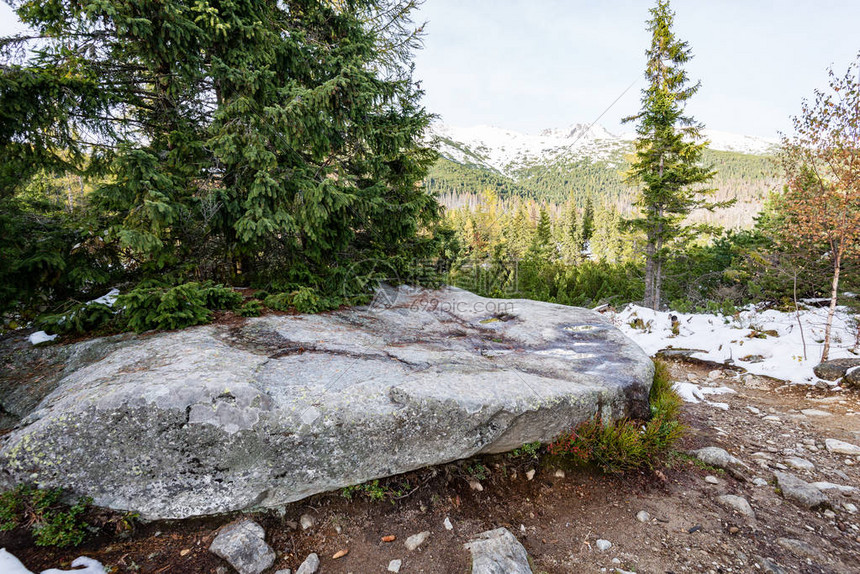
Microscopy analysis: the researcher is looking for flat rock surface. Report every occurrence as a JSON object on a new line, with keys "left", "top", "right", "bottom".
{"left": 0, "top": 287, "right": 652, "bottom": 519}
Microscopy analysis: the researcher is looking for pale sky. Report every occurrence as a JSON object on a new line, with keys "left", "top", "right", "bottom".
{"left": 413, "top": 0, "right": 860, "bottom": 137}
{"left": 2, "top": 1, "right": 858, "bottom": 138}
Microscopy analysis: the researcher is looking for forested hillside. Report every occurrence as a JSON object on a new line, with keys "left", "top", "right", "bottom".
{"left": 427, "top": 148, "right": 781, "bottom": 229}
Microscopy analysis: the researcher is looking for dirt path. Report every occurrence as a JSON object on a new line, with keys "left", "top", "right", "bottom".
{"left": 4, "top": 360, "right": 860, "bottom": 574}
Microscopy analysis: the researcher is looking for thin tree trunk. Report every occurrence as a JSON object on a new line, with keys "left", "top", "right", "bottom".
{"left": 643, "top": 238, "right": 655, "bottom": 309}
{"left": 793, "top": 271, "right": 807, "bottom": 361}
{"left": 654, "top": 253, "right": 663, "bottom": 311}
{"left": 821, "top": 248, "right": 843, "bottom": 361}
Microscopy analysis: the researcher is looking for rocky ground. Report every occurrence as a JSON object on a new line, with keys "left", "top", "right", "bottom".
{"left": 4, "top": 359, "right": 860, "bottom": 574}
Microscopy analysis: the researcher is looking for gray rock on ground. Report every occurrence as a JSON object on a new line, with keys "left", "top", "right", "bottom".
{"left": 717, "top": 494, "right": 755, "bottom": 518}
{"left": 208, "top": 520, "right": 275, "bottom": 574}
{"left": 825, "top": 438, "right": 860, "bottom": 455}
{"left": 0, "top": 287, "right": 653, "bottom": 519}
{"left": 813, "top": 358, "right": 860, "bottom": 381}
{"left": 295, "top": 553, "right": 319, "bottom": 574}
{"left": 784, "top": 457, "right": 815, "bottom": 472}
{"left": 756, "top": 556, "right": 787, "bottom": 574}
{"left": 405, "top": 531, "right": 430, "bottom": 551}
{"left": 691, "top": 447, "right": 741, "bottom": 469}
{"left": 691, "top": 446, "right": 749, "bottom": 480}
{"left": 843, "top": 366, "right": 860, "bottom": 388}
{"left": 774, "top": 471, "right": 829, "bottom": 510}
{"left": 777, "top": 538, "right": 820, "bottom": 559}
{"left": 465, "top": 527, "right": 533, "bottom": 574}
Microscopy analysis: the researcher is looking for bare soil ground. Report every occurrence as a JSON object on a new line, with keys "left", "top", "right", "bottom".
{"left": 3, "top": 359, "right": 860, "bottom": 574}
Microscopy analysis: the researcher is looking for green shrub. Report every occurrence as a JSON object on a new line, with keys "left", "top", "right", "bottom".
{"left": 340, "top": 479, "right": 412, "bottom": 503}
{"left": 548, "top": 359, "right": 683, "bottom": 473}
{"left": 117, "top": 282, "right": 212, "bottom": 332}
{"left": 669, "top": 299, "right": 694, "bottom": 314}
{"left": 38, "top": 301, "right": 116, "bottom": 334}
{"left": 0, "top": 485, "right": 91, "bottom": 547}
{"left": 508, "top": 441, "right": 542, "bottom": 460}
{"left": 263, "top": 292, "right": 291, "bottom": 312}
{"left": 264, "top": 287, "right": 340, "bottom": 314}
{"left": 237, "top": 300, "right": 263, "bottom": 317}
{"left": 291, "top": 286, "right": 324, "bottom": 313}
{"left": 200, "top": 283, "right": 243, "bottom": 310}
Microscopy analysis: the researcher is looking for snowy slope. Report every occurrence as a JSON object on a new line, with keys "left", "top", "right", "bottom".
{"left": 608, "top": 304, "right": 858, "bottom": 385}
{"left": 430, "top": 122, "right": 777, "bottom": 176}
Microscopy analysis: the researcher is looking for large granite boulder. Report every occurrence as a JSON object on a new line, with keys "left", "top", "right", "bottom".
{"left": 0, "top": 287, "right": 652, "bottom": 519}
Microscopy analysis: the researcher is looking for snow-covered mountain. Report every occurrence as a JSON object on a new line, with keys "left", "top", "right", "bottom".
{"left": 430, "top": 122, "right": 777, "bottom": 177}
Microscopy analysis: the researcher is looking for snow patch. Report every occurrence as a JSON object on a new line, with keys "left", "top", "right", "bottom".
{"left": 0, "top": 550, "right": 106, "bottom": 574}
{"left": 609, "top": 304, "right": 858, "bottom": 385}
{"left": 28, "top": 331, "right": 57, "bottom": 345}
{"left": 89, "top": 288, "right": 120, "bottom": 307}
{"left": 430, "top": 122, "right": 777, "bottom": 177}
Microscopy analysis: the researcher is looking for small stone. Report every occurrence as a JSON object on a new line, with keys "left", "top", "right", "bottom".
{"left": 465, "top": 528, "right": 531, "bottom": 574}
{"left": 825, "top": 438, "right": 860, "bottom": 455}
{"left": 691, "top": 446, "right": 741, "bottom": 469}
{"left": 763, "top": 415, "right": 781, "bottom": 422}
{"left": 525, "top": 469, "right": 536, "bottom": 481}
{"left": 612, "top": 557, "right": 621, "bottom": 564}
{"left": 209, "top": 520, "right": 276, "bottom": 574}
{"left": 753, "top": 477, "right": 768, "bottom": 486}
{"left": 729, "top": 526, "right": 739, "bottom": 534}
{"left": 382, "top": 535, "right": 396, "bottom": 542}
{"left": 718, "top": 494, "right": 755, "bottom": 518}
{"left": 784, "top": 457, "right": 815, "bottom": 472}
{"left": 596, "top": 539, "right": 612, "bottom": 551}
{"left": 705, "top": 475, "right": 719, "bottom": 484}
{"left": 444, "top": 517, "right": 454, "bottom": 531}
{"left": 844, "top": 503, "right": 857, "bottom": 513}
{"left": 300, "top": 514, "right": 316, "bottom": 530}
{"left": 274, "top": 570, "right": 291, "bottom": 574}
{"left": 746, "top": 406, "right": 761, "bottom": 415}
{"left": 554, "top": 469, "right": 565, "bottom": 478}
{"left": 388, "top": 559, "right": 402, "bottom": 573}
{"left": 405, "top": 531, "right": 430, "bottom": 551}
{"left": 469, "top": 479, "right": 484, "bottom": 491}
{"left": 332, "top": 549, "right": 348, "bottom": 559}
{"left": 334, "top": 524, "right": 341, "bottom": 534}
{"left": 708, "top": 369, "right": 721, "bottom": 381}
{"left": 636, "top": 510, "right": 650, "bottom": 523}
{"left": 180, "top": 549, "right": 191, "bottom": 556}
{"left": 295, "top": 553, "right": 319, "bottom": 574}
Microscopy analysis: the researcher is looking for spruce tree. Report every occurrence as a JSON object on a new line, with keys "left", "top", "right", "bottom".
{"left": 579, "top": 196, "right": 594, "bottom": 247}
{"left": 624, "top": 0, "right": 719, "bottom": 309}
{"left": 558, "top": 193, "right": 581, "bottom": 263}
{"left": 529, "top": 206, "right": 553, "bottom": 260}
{"left": 1, "top": 0, "right": 437, "bottom": 300}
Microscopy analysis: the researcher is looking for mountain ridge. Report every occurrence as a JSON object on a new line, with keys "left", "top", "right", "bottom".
{"left": 430, "top": 121, "right": 778, "bottom": 177}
